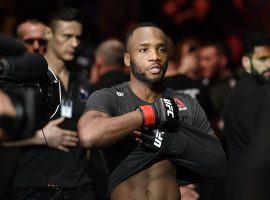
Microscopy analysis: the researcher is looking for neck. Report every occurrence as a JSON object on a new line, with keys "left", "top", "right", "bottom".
{"left": 129, "top": 76, "right": 164, "bottom": 103}
{"left": 45, "top": 49, "right": 70, "bottom": 90}
{"left": 45, "top": 50, "right": 67, "bottom": 77}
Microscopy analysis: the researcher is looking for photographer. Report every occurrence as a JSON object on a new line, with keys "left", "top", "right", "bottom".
{"left": 4, "top": 7, "right": 94, "bottom": 199}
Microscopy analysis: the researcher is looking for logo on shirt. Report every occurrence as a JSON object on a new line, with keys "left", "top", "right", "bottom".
{"left": 174, "top": 98, "right": 187, "bottom": 111}
{"left": 116, "top": 91, "right": 124, "bottom": 97}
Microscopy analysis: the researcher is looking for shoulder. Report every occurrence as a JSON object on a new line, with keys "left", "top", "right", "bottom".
{"left": 88, "top": 82, "right": 128, "bottom": 100}
{"left": 110, "top": 82, "right": 129, "bottom": 91}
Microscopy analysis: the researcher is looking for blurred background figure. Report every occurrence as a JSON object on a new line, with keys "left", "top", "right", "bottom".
{"left": 164, "top": 36, "right": 215, "bottom": 122}
{"left": 176, "top": 36, "right": 201, "bottom": 80}
{"left": 90, "top": 39, "right": 128, "bottom": 89}
{"left": 223, "top": 31, "right": 270, "bottom": 200}
{"left": 242, "top": 82, "right": 270, "bottom": 200}
{"left": 198, "top": 41, "right": 236, "bottom": 115}
{"left": 3, "top": 7, "right": 95, "bottom": 199}
{"left": 16, "top": 19, "right": 47, "bottom": 55}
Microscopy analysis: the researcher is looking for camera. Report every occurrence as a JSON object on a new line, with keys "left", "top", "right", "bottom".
{"left": 0, "top": 50, "right": 61, "bottom": 140}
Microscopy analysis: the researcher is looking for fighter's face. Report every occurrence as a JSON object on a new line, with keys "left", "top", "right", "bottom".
{"left": 250, "top": 46, "right": 270, "bottom": 81}
{"left": 125, "top": 27, "right": 168, "bottom": 85}
{"left": 50, "top": 20, "right": 82, "bottom": 61}
{"left": 20, "top": 23, "right": 47, "bottom": 55}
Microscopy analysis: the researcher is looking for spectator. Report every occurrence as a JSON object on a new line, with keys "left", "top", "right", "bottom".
{"left": 16, "top": 19, "right": 47, "bottom": 55}
{"left": 223, "top": 31, "right": 270, "bottom": 200}
{"left": 90, "top": 39, "right": 128, "bottom": 89}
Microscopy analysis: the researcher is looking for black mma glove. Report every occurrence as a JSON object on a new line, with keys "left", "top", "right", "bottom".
{"left": 138, "top": 97, "right": 179, "bottom": 129}
{"left": 140, "top": 129, "right": 166, "bottom": 152}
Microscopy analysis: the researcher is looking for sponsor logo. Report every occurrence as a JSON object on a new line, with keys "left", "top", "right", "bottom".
{"left": 116, "top": 91, "right": 124, "bottom": 96}
{"left": 163, "top": 98, "right": 175, "bottom": 118}
{"left": 174, "top": 98, "right": 187, "bottom": 111}
{"left": 153, "top": 129, "right": 164, "bottom": 148}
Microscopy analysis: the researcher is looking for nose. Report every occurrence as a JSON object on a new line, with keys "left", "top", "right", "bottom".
{"left": 33, "top": 40, "right": 40, "bottom": 50}
{"left": 149, "top": 49, "right": 161, "bottom": 62}
{"left": 71, "top": 37, "right": 80, "bottom": 48}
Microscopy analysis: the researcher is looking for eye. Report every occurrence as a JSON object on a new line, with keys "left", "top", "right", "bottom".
{"left": 259, "top": 57, "right": 268, "bottom": 62}
{"left": 76, "top": 36, "right": 81, "bottom": 41}
{"left": 139, "top": 48, "right": 148, "bottom": 53}
{"left": 159, "top": 47, "right": 167, "bottom": 53}
{"left": 63, "top": 34, "right": 73, "bottom": 40}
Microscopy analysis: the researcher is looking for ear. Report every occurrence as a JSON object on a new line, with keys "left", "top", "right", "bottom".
{"left": 242, "top": 56, "right": 251, "bottom": 73}
{"left": 124, "top": 53, "right": 131, "bottom": 67}
{"left": 45, "top": 27, "right": 53, "bottom": 41}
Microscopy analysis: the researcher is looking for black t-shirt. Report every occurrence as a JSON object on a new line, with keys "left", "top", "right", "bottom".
{"left": 222, "top": 74, "right": 267, "bottom": 199}
{"left": 13, "top": 73, "right": 92, "bottom": 188}
{"left": 85, "top": 82, "right": 223, "bottom": 191}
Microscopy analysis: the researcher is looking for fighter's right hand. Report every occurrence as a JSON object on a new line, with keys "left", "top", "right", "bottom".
{"left": 138, "top": 97, "right": 179, "bottom": 129}
{"left": 133, "top": 129, "right": 166, "bottom": 152}
{"left": 36, "top": 117, "right": 79, "bottom": 152}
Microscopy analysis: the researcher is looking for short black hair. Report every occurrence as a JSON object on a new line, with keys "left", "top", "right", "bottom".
{"left": 244, "top": 31, "right": 270, "bottom": 55}
{"left": 125, "top": 22, "right": 166, "bottom": 51}
{"left": 48, "top": 7, "right": 83, "bottom": 30}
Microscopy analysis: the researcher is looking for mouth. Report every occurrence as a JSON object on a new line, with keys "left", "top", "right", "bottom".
{"left": 148, "top": 64, "right": 162, "bottom": 74}
{"left": 263, "top": 70, "right": 270, "bottom": 77}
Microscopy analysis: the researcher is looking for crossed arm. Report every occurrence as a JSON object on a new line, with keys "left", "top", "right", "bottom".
{"left": 78, "top": 110, "right": 143, "bottom": 148}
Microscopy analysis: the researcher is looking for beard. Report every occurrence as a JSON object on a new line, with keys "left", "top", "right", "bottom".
{"left": 130, "top": 60, "right": 167, "bottom": 86}
{"left": 251, "top": 64, "right": 270, "bottom": 82}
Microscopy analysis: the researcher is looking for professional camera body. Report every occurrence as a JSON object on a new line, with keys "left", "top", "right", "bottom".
{"left": 0, "top": 51, "right": 61, "bottom": 140}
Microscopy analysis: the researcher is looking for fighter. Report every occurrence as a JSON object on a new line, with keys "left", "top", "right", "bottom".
{"left": 78, "top": 22, "right": 227, "bottom": 200}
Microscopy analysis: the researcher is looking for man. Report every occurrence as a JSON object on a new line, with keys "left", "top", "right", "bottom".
{"left": 16, "top": 19, "right": 47, "bottom": 55}
{"left": 78, "top": 22, "right": 226, "bottom": 200}
{"left": 198, "top": 41, "right": 235, "bottom": 113}
{"left": 164, "top": 36, "right": 216, "bottom": 121}
{"left": 90, "top": 39, "right": 129, "bottom": 89}
{"left": 223, "top": 31, "right": 270, "bottom": 200}
{"left": 176, "top": 37, "right": 201, "bottom": 81}
{"left": 5, "top": 7, "right": 94, "bottom": 199}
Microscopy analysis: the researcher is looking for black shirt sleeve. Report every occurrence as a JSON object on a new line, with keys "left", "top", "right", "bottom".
{"left": 84, "top": 88, "right": 118, "bottom": 116}
{"left": 189, "top": 96, "right": 214, "bottom": 135}
{"left": 167, "top": 95, "right": 227, "bottom": 181}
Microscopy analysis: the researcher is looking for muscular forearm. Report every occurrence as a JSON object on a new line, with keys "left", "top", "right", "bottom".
{"left": 78, "top": 110, "right": 143, "bottom": 148}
